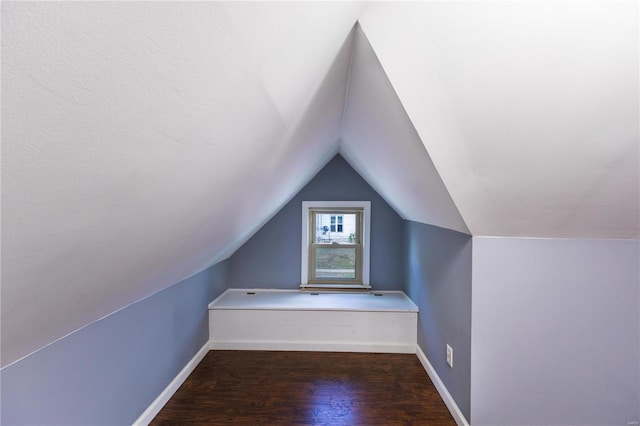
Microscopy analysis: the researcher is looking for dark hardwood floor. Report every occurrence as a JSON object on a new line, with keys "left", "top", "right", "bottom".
{"left": 151, "top": 351, "right": 455, "bottom": 425}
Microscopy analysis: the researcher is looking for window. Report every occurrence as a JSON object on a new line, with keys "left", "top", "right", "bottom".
{"left": 329, "top": 215, "right": 343, "bottom": 232}
{"left": 330, "top": 215, "right": 343, "bottom": 233}
{"left": 301, "top": 201, "right": 371, "bottom": 289}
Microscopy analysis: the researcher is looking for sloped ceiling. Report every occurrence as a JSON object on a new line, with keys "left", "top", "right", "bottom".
{"left": 340, "top": 25, "right": 469, "bottom": 234}
{"left": 2, "top": 1, "right": 638, "bottom": 367}
{"left": 1, "top": 1, "right": 362, "bottom": 366}
{"left": 358, "top": 1, "right": 639, "bottom": 238}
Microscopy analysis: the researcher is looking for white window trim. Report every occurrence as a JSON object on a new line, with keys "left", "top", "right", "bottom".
{"left": 301, "top": 201, "right": 371, "bottom": 288}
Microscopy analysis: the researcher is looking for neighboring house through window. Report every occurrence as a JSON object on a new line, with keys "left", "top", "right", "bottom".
{"left": 301, "top": 201, "right": 371, "bottom": 289}
{"left": 330, "top": 215, "right": 343, "bottom": 233}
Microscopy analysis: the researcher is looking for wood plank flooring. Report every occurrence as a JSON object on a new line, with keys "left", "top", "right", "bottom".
{"left": 151, "top": 351, "right": 455, "bottom": 425}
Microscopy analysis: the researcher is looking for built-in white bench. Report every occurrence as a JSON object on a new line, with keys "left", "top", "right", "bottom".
{"left": 208, "top": 289, "right": 418, "bottom": 353}
{"left": 140, "top": 291, "right": 467, "bottom": 426}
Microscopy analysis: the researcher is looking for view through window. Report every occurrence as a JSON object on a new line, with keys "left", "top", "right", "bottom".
{"left": 301, "top": 201, "right": 371, "bottom": 288}
{"left": 311, "top": 211, "right": 360, "bottom": 281}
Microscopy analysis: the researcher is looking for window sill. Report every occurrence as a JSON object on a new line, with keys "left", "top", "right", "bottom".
{"left": 300, "top": 283, "right": 372, "bottom": 290}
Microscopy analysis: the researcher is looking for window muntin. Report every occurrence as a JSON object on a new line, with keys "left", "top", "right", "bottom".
{"left": 301, "top": 201, "right": 371, "bottom": 289}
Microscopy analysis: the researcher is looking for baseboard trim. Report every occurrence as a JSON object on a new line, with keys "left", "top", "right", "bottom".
{"left": 209, "top": 340, "right": 415, "bottom": 354}
{"left": 416, "top": 346, "right": 469, "bottom": 426}
{"left": 133, "top": 341, "right": 209, "bottom": 426}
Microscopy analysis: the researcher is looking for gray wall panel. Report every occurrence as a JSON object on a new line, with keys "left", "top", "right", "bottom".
{"left": 0, "top": 260, "right": 228, "bottom": 425}
{"left": 403, "top": 221, "right": 472, "bottom": 420}
{"left": 229, "top": 154, "right": 404, "bottom": 290}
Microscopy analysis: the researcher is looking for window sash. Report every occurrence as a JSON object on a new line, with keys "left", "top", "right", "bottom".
{"left": 300, "top": 201, "right": 371, "bottom": 288}
{"left": 308, "top": 209, "right": 363, "bottom": 284}
{"left": 308, "top": 244, "right": 362, "bottom": 283}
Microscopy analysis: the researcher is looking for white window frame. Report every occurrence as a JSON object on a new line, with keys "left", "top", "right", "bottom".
{"left": 301, "top": 201, "right": 371, "bottom": 289}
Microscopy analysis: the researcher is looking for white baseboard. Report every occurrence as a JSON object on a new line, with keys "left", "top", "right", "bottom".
{"left": 133, "top": 341, "right": 209, "bottom": 426}
{"left": 209, "top": 340, "right": 416, "bottom": 353}
{"left": 416, "top": 346, "right": 470, "bottom": 426}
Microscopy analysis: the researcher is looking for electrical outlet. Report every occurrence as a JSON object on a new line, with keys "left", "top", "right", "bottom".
{"left": 446, "top": 344, "right": 453, "bottom": 368}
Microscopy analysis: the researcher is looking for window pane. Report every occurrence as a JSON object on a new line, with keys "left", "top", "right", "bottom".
{"left": 315, "top": 247, "right": 356, "bottom": 279}
{"left": 314, "top": 213, "right": 357, "bottom": 244}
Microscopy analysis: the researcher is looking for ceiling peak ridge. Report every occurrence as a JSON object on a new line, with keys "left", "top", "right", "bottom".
{"left": 337, "top": 22, "right": 471, "bottom": 234}
{"left": 338, "top": 22, "right": 360, "bottom": 139}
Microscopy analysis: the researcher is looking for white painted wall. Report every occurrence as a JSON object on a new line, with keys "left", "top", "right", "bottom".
{"left": 471, "top": 237, "right": 639, "bottom": 425}
{"left": 359, "top": 1, "right": 639, "bottom": 238}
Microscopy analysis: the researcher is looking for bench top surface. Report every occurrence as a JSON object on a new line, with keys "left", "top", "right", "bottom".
{"left": 209, "top": 289, "right": 418, "bottom": 312}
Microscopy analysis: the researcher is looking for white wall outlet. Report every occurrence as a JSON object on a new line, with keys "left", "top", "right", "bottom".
{"left": 446, "top": 344, "right": 453, "bottom": 368}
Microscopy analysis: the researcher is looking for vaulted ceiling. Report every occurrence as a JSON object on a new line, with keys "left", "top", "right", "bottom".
{"left": 2, "top": 1, "right": 637, "bottom": 366}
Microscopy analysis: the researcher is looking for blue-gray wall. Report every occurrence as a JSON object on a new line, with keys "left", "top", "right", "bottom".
{"left": 229, "top": 154, "right": 404, "bottom": 290}
{"left": 471, "top": 237, "right": 639, "bottom": 426}
{"left": 0, "top": 260, "right": 228, "bottom": 425}
{"left": 403, "top": 220, "right": 472, "bottom": 420}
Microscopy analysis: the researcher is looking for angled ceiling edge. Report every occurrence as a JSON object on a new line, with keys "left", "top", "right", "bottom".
{"left": 339, "top": 24, "right": 470, "bottom": 234}
{"left": 358, "top": 2, "right": 638, "bottom": 239}
{"left": 0, "top": 3, "right": 359, "bottom": 367}
{"left": 215, "top": 27, "right": 358, "bottom": 262}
